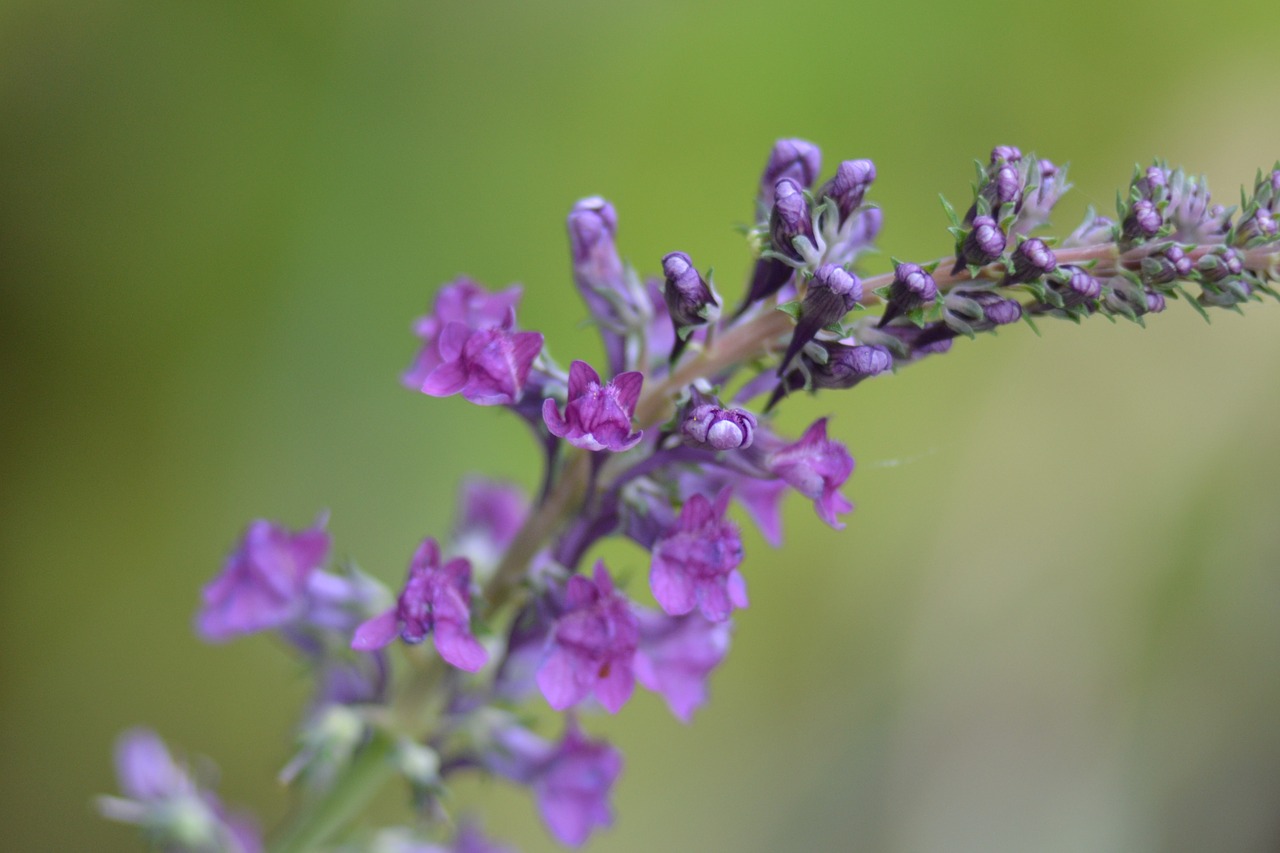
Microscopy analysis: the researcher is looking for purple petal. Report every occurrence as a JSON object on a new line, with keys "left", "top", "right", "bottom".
{"left": 421, "top": 360, "right": 469, "bottom": 398}
{"left": 542, "top": 397, "right": 570, "bottom": 438}
{"left": 697, "top": 581, "right": 732, "bottom": 622}
{"left": 650, "top": 560, "right": 697, "bottom": 616}
{"left": 727, "top": 570, "right": 749, "bottom": 609}
{"left": 610, "top": 371, "right": 644, "bottom": 414}
{"left": 594, "top": 660, "right": 635, "bottom": 714}
{"left": 567, "top": 360, "right": 600, "bottom": 399}
{"left": 434, "top": 624, "right": 489, "bottom": 672}
{"left": 351, "top": 609, "right": 399, "bottom": 651}
{"left": 537, "top": 648, "right": 591, "bottom": 710}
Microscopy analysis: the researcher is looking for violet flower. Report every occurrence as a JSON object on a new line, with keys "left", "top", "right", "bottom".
{"left": 650, "top": 491, "right": 746, "bottom": 622}
{"left": 403, "top": 279, "right": 522, "bottom": 390}
{"left": 536, "top": 562, "right": 639, "bottom": 713}
{"left": 351, "top": 538, "right": 488, "bottom": 673}
{"left": 542, "top": 360, "right": 644, "bottom": 453}
{"left": 764, "top": 417, "right": 855, "bottom": 529}
{"left": 197, "top": 518, "right": 331, "bottom": 642}
{"left": 97, "top": 729, "right": 261, "bottom": 853}
{"left": 419, "top": 316, "right": 544, "bottom": 407}
{"left": 681, "top": 402, "right": 757, "bottom": 451}
{"left": 633, "top": 609, "right": 733, "bottom": 723}
{"left": 488, "top": 718, "right": 622, "bottom": 848}
{"left": 451, "top": 478, "right": 529, "bottom": 573}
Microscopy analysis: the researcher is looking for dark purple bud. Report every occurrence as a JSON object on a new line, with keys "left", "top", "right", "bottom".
{"left": 770, "top": 178, "right": 813, "bottom": 259}
{"left": 1236, "top": 207, "right": 1278, "bottom": 243}
{"left": 682, "top": 403, "right": 757, "bottom": 451}
{"left": 1123, "top": 199, "right": 1162, "bottom": 244}
{"left": 778, "top": 264, "right": 862, "bottom": 374}
{"left": 760, "top": 138, "right": 822, "bottom": 207}
{"left": 1007, "top": 238, "right": 1058, "bottom": 285}
{"left": 973, "top": 291, "right": 1022, "bottom": 326}
{"left": 1197, "top": 247, "right": 1244, "bottom": 283}
{"left": 988, "top": 163, "right": 1023, "bottom": 207}
{"left": 661, "top": 251, "right": 719, "bottom": 331}
{"left": 819, "top": 159, "right": 876, "bottom": 220}
{"left": 956, "top": 215, "right": 1005, "bottom": 271}
{"left": 991, "top": 145, "right": 1022, "bottom": 164}
{"left": 1054, "top": 265, "right": 1102, "bottom": 306}
{"left": 1141, "top": 245, "right": 1193, "bottom": 286}
{"left": 1145, "top": 289, "right": 1166, "bottom": 313}
{"left": 877, "top": 262, "right": 938, "bottom": 328}
{"left": 810, "top": 343, "right": 893, "bottom": 390}
{"left": 1135, "top": 166, "right": 1170, "bottom": 202}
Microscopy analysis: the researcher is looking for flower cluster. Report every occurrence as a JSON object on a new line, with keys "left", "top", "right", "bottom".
{"left": 102, "top": 140, "right": 1280, "bottom": 851}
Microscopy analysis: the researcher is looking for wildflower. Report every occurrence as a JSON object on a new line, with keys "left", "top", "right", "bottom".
{"left": 536, "top": 563, "right": 639, "bottom": 713}
{"left": 633, "top": 609, "right": 732, "bottom": 723}
{"left": 97, "top": 729, "right": 261, "bottom": 853}
{"left": 650, "top": 492, "right": 745, "bottom": 622}
{"left": 452, "top": 478, "right": 528, "bottom": 573}
{"left": 954, "top": 215, "right": 1005, "bottom": 272}
{"left": 197, "top": 518, "right": 331, "bottom": 642}
{"left": 764, "top": 418, "right": 855, "bottom": 529}
{"left": 779, "top": 263, "right": 862, "bottom": 374}
{"left": 351, "top": 538, "right": 487, "bottom": 673}
{"left": 403, "top": 279, "right": 522, "bottom": 390}
{"left": 661, "top": 251, "right": 719, "bottom": 362}
{"left": 818, "top": 159, "right": 876, "bottom": 220}
{"left": 877, "top": 261, "right": 938, "bottom": 328}
{"left": 419, "top": 319, "right": 544, "bottom": 407}
{"left": 542, "top": 360, "right": 644, "bottom": 453}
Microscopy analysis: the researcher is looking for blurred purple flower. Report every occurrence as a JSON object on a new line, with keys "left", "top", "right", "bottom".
{"left": 650, "top": 491, "right": 746, "bottom": 622}
{"left": 98, "top": 729, "right": 261, "bottom": 853}
{"left": 634, "top": 609, "right": 732, "bottom": 723}
{"left": 351, "top": 538, "right": 487, "bottom": 673}
{"left": 452, "top": 478, "right": 529, "bottom": 571}
{"left": 536, "top": 563, "right": 639, "bottom": 713}
{"left": 197, "top": 518, "right": 331, "bottom": 642}
{"left": 542, "top": 360, "right": 644, "bottom": 453}
{"left": 764, "top": 418, "right": 855, "bottom": 529}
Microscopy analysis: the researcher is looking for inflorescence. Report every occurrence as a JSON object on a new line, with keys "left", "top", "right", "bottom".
{"left": 100, "top": 139, "right": 1280, "bottom": 853}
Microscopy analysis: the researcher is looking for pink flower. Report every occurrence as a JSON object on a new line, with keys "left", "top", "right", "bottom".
{"left": 649, "top": 492, "right": 746, "bottom": 622}
{"left": 542, "top": 360, "right": 644, "bottom": 452}
{"left": 351, "top": 538, "right": 487, "bottom": 672}
{"left": 765, "top": 417, "right": 855, "bottom": 529}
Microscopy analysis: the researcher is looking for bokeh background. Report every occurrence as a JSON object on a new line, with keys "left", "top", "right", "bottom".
{"left": 4, "top": 1, "right": 1280, "bottom": 850}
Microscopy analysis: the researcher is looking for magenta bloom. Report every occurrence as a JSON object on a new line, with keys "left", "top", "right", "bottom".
{"left": 197, "top": 518, "right": 331, "bottom": 642}
{"left": 542, "top": 360, "right": 644, "bottom": 452}
{"left": 765, "top": 417, "right": 855, "bottom": 529}
{"left": 98, "top": 729, "right": 261, "bottom": 853}
{"left": 403, "top": 279, "right": 522, "bottom": 389}
{"left": 351, "top": 538, "right": 487, "bottom": 672}
{"left": 634, "top": 609, "right": 732, "bottom": 723}
{"left": 421, "top": 320, "right": 544, "bottom": 407}
{"left": 488, "top": 719, "right": 622, "bottom": 848}
{"left": 650, "top": 492, "right": 746, "bottom": 622}
{"left": 536, "top": 563, "right": 639, "bottom": 713}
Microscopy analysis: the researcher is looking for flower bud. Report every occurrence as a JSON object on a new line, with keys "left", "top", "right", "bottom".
{"left": 760, "top": 138, "right": 821, "bottom": 208}
{"left": 769, "top": 178, "right": 813, "bottom": 260}
{"left": 661, "top": 251, "right": 719, "bottom": 362}
{"left": 1141, "top": 245, "right": 1193, "bottom": 286}
{"left": 1236, "top": 207, "right": 1278, "bottom": 244}
{"left": 1006, "top": 237, "right": 1058, "bottom": 285}
{"left": 1145, "top": 289, "right": 1167, "bottom": 313}
{"left": 819, "top": 159, "right": 876, "bottom": 220}
{"left": 956, "top": 215, "right": 1005, "bottom": 271}
{"left": 1122, "top": 199, "right": 1162, "bottom": 244}
{"left": 877, "top": 261, "right": 938, "bottom": 328}
{"left": 1065, "top": 212, "right": 1116, "bottom": 247}
{"left": 1051, "top": 265, "right": 1102, "bottom": 308}
{"left": 1196, "top": 247, "right": 1244, "bottom": 283}
{"left": 682, "top": 403, "right": 757, "bottom": 451}
{"left": 1135, "top": 165, "right": 1170, "bottom": 203}
{"left": 810, "top": 342, "right": 893, "bottom": 389}
{"left": 972, "top": 291, "right": 1023, "bottom": 326}
{"left": 778, "top": 264, "right": 862, "bottom": 374}
{"left": 991, "top": 145, "right": 1022, "bottom": 164}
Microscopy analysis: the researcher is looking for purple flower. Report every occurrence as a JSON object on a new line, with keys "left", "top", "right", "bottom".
{"left": 681, "top": 403, "right": 757, "bottom": 451}
{"left": 1013, "top": 158, "right": 1070, "bottom": 237}
{"left": 403, "top": 279, "right": 522, "bottom": 390}
{"left": 542, "top": 360, "right": 644, "bottom": 453}
{"left": 98, "top": 729, "right": 261, "bottom": 853}
{"left": 568, "top": 197, "right": 644, "bottom": 374}
{"left": 452, "top": 478, "right": 528, "bottom": 572}
{"left": 678, "top": 467, "right": 790, "bottom": 547}
{"left": 1052, "top": 265, "right": 1103, "bottom": 308}
{"left": 488, "top": 719, "right": 622, "bottom": 847}
{"left": 420, "top": 319, "right": 544, "bottom": 407}
{"left": 759, "top": 138, "right": 822, "bottom": 209}
{"left": 990, "top": 144, "right": 1022, "bottom": 164}
{"left": 765, "top": 418, "right": 855, "bottom": 529}
{"left": 1122, "top": 199, "right": 1162, "bottom": 244}
{"left": 634, "top": 609, "right": 732, "bottom": 723}
{"left": 770, "top": 177, "right": 814, "bottom": 261}
{"left": 197, "top": 518, "right": 331, "bottom": 642}
{"left": 650, "top": 492, "right": 746, "bottom": 622}
{"left": 536, "top": 563, "right": 639, "bottom": 713}
{"left": 808, "top": 342, "right": 893, "bottom": 390}
{"left": 351, "top": 538, "right": 488, "bottom": 673}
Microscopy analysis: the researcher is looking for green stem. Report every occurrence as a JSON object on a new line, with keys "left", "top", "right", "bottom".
{"left": 267, "top": 732, "right": 398, "bottom": 853}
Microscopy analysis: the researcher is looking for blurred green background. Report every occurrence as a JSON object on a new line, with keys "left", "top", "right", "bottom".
{"left": 4, "top": 1, "right": 1280, "bottom": 850}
